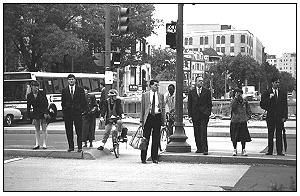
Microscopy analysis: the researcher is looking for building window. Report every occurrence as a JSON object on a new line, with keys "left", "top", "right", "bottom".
{"left": 221, "top": 36, "right": 225, "bottom": 44}
{"left": 200, "top": 37, "right": 203, "bottom": 45}
{"left": 221, "top": 47, "right": 225, "bottom": 53}
{"left": 230, "top": 35, "right": 234, "bottom": 43}
{"left": 216, "top": 36, "right": 220, "bottom": 44}
{"left": 241, "top": 47, "right": 245, "bottom": 53}
{"left": 230, "top": 46, "right": 234, "bottom": 53}
{"left": 216, "top": 47, "right": 220, "bottom": 52}
{"left": 241, "top": 35, "right": 245, "bottom": 43}
{"left": 184, "top": 37, "right": 188, "bottom": 45}
{"left": 189, "top": 37, "right": 193, "bottom": 45}
{"left": 205, "top": 36, "right": 208, "bottom": 44}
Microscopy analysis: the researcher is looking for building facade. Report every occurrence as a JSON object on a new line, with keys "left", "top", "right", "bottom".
{"left": 276, "top": 53, "right": 296, "bottom": 78}
{"left": 183, "top": 24, "right": 264, "bottom": 64}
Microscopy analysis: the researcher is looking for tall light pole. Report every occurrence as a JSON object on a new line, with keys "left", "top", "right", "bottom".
{"left": 105, "top": 6, "right": 112, "bottom": 90}
{"left": 166, "top": 4, "right": 191, "bottom": 153}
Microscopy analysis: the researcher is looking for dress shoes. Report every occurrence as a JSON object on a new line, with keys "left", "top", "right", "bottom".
{"left": 153, "top": 160, "right": 158, "bottom": 164}
{"left": 41, "top": 146, "right": 47, "bottom": 150}
{"left": 195, "top": 150, "right": 203, "bottom": 153}
{"left": 67, "top": 149, "right": 74, "bottom": 152}
{"left": 32, "top": 145, "right": 40, "bottom": 150}
{"left": 265, "top": 152, "right": 273, "bottom": 155}
{"left": 203, "top": 152, "right": 208, "bottom": 155}
{"left": 141, "top": 160, "right": 147, "bottom": 164}
{"left": 277, "top": 153, "right": 285, "bottom": 156}
{"left": 97, "top": 146, "right": 104, "bottom": 150}
{"left": 77, "top": 149, "right": 83, "bottom": 153}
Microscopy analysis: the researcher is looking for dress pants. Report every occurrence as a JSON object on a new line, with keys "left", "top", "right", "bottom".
{"left": 64, "top": 110, "right": 82, "bottom": 150}
{"left": 266, "top": 116, "right": 284, "bottom": 154}
{"left": 192, "top": 117, "right": 209, "bottom": 153}
{"left": 141, "top": 113, "right": 161, "bottom": 162}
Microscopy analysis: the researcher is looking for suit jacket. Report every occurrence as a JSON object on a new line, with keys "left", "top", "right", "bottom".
{"left": 27, "top": 90, "right": 49, "bottom": 119}
{"left": 140, "top": 91, "right": 165, "bottom": 125}
{"left": 61, "top": 85, "right": 87, "bottom": 114}
{"left": 260, "top": 88, "right": 288, "bottom": 120}
{"left": 188, "top": 87, "right": 212, "bottom": 120}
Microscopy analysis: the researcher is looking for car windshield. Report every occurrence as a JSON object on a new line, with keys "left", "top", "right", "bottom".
{"left": 4, "top": 81, "right": 31, "bottom": 101}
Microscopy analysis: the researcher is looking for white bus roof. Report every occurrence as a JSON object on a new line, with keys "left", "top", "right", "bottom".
{"left": 4, "top": 72, "right": 105, "bottom": 79}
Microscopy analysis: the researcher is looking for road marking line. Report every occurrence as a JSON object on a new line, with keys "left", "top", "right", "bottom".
{"left": 4, "top": 157, "right": 24, "bottom": 164}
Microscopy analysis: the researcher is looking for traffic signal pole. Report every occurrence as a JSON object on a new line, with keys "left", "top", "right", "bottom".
{"left": 105, "top": 6, "right": 112, "bottom": 90}
{"left": 166, "top": 4, "right": 191, "bottom": 153}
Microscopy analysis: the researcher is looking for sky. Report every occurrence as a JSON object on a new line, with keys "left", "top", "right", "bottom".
{"left": 147, "top": 3, "right": 297, "bottom": 57}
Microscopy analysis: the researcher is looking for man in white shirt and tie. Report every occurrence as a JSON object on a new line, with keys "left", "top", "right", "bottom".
{"left": 260, "top": 76, "right": 288, "bottom": 156}
{"left": 140, "top": 79, "right": 165, "bottom": 164}
{"left": 61, "top": 74, "right": 87, "bottom": 152}
{"left": 188, "top": 76, "right": 212, "bottom": 155}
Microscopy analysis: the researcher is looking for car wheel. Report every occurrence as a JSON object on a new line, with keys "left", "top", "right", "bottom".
{"left": 5, "top": 115, "right": 13, "bottom": 126}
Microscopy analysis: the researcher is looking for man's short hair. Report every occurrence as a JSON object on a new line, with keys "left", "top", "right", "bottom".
{"left": 234, "top": 88, "right": 243, "bottom": 95}
{"left": 30, "top": 80, "right": 39, "bottom": 87}
{"left": 67, "top": 74, "right": 76, "bottom": 79}
{"left": 149, "top": 79, "right": 159, "bottom": 86}
{"left": 271, "top": 76, "right": 279, "bottom": 83}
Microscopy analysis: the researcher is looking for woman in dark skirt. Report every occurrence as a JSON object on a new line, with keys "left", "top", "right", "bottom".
{"left": 230, "top": 88, "right": 252, "bottom": 156}
{"left": 82, "top": 86, "right": 98, "bottom": 147}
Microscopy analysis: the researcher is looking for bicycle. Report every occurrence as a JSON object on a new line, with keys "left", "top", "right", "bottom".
{"left": 107, "top": 115, "right": 127, "bottom": 158}
{"left": 160, "top": 112, "right": 175, "bottom": 151}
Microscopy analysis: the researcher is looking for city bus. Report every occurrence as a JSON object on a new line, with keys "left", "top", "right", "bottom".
{"left": 4, "top": 72, "right": 105, "bottom": 121}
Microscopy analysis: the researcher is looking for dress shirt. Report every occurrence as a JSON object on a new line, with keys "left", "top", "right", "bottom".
{"left": 197, "top": 87, "right": 202, "bottom": 96}
{"left": 69, "top": 85, "right": 75, "bottom": 96}
{"left": 150, "top": 90, "right": 160, "bottom": 114}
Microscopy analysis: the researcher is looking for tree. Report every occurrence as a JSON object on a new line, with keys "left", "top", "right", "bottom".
{"left": 279, "top": 72, "right": 296, "bottom": 92}
{"left": 260, "top": 61, "right": 280, "bottom": 91}
{"left": 3, "top": 4, "right": 161, "bottom": 72}
{"left": 209, "top": 54, "right": 262, "bottom": 98}
{"left": 149, "top": 48, "right": 176, "bottom": 80}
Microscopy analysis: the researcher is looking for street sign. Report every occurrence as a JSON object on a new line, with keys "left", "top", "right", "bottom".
{"left": 105, "top": 71, "right": 114, "bottom": 84}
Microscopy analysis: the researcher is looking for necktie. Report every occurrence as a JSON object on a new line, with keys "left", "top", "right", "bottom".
{"left": 151, "top": 92, "right": 155, "bottom": 115}
{"left": 198, "top": 87, "right": 201, "bottom": 96}
{"left": 71, "top": 87, "right": 74, "bottom": 99}
{"left": 275, "top": 89, "right": 278, "bottom": 100}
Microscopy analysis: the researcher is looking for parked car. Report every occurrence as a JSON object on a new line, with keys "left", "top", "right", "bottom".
{"left": 4, "top": 107, "right": 23, "bottom": 126}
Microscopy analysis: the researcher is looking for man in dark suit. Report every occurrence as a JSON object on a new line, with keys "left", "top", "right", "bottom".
{"left": 61, "top": 74, "right": 87, "bottom": 152}
{"left": 260, "top": 76, "right": 288, "bottom": 156}
{"left": 188, "top": 76, "right": 212, "bottom": 155}
{"left": 140, "top": 79, "right": 165, "bottom": 164}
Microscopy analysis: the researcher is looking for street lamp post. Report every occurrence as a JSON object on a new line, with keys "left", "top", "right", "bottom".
{"left": 210, "top": 73, "right": 214, "bottom": 97}
{"left": 166, "top": 4, "right": 191, "bottom": 153}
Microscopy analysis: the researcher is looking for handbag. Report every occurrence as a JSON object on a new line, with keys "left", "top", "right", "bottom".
{"left": 129, "top": 126, "right": 148, "bottom": 150}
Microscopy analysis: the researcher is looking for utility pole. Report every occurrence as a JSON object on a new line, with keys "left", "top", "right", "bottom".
{"left": 105, "top": 6, "right": 112, "bottom": 90}
{"left": 166, "top": 4, "right": 191, "bottom": 153}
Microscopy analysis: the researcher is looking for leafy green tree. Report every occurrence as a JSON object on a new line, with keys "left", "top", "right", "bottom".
{"left": 209, "top": 54, "right": 262, "bottom": 98}
{"left": 260, "top": 61, "right": 280, "bottom": 91}
{"left": 279, "top": 72, "right": 296, "bottom": 92}
{"left": 149, "top": 48, "right": 176, "bottom": 80}
{"left": 3, "top": 4, "right": 161, "bottom": 73}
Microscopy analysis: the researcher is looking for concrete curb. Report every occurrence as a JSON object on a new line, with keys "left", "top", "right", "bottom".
{"left": 4, "top": 148, "right": 113, "bottom": 160}
{"left": 158, "top": 152, "right": 296, "bottom": 166}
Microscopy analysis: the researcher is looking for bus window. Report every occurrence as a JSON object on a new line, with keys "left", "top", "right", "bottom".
{"left": 76, "top": 78, "right": 82, "bottom": 86}
{"left": 52, "top": 78, "right": 64, "bottom": 93}
{"left": 90, "top": 78, "right": 100, "bottom": 92}
{"left": 4, "top": 81, "right": 30, "bottom": 101}
{"left": 82, "top": 78, "right": 90, "bottom": 89}
{"left": 41, "top": 78, "right": 54, "bottom": 94}
{"left": 62, "top": 78, "right": 68, "bottom": 88}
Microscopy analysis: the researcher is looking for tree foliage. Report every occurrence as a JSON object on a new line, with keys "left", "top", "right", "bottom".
{"left": 149, "top": 48, "right": 176, "bottom": 80}
{"left": 3, "top": 4, "right": 161, "bottom": 72}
